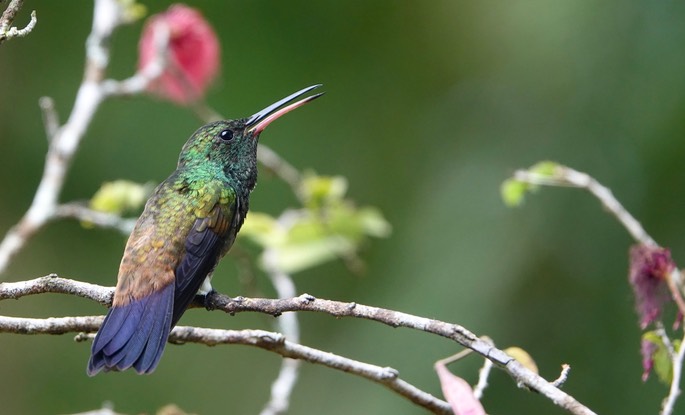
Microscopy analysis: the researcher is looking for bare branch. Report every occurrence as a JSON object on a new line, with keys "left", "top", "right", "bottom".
{"left": 210, "top": 295, "right": 595, "bottom": 414}
{"left": 257, "top": 144, "right": 302, "bottom": 195}
{"left": 260, "top": 248, "right": 301, "bottom": 415}
{"left": 39, "top": 96, "right": 60, "bottom": 142}
{"left": 0, "top": 0, "right": 130, "bottom": 277}
{"left": 513, "top": 166, "right": 656, "bottom": 246}
{"left": 0, "top": 274, "right": 113, "bottom": 305}
{"left": 0, "top": 315, "right": 452, "bottom": 415}
{"left": 473, "top": 358, "right": 494, "bottom": 400}
{"left": 662, "top": 330, "right": 685, "bottom": 415}
{"left": 553, "top": 364, "right": 571, "bottom": 388}
{"left": 0, "top": 0, "right": 36, "bottom": 44}
{"left": 101, "top": 21, "right": 170, "bottom": 97}
{"left": 0, "top": 0, "right": 170, "bottom": 277}
{"left": 54, "top": 203, "right": 136, "bottom": 235}
{"left": 0, "top": 275, "right": 597, "bottom": 415}
{"left": 513, "top": 163, "right": 685, "bottom": 412}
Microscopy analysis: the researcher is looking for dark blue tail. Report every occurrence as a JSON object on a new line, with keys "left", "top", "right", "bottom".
{"left": 87, "top": 283, "right": 174, "bottom": 376}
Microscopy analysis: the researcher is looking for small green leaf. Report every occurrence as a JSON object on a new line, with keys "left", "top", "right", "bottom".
{"left": 265, "top": 237, "right": 355, "bottom": 274}
{"left": 357, "top": 207, "right": 392, "bottom": 238}
{"left": 530, "top": 161, "right": 560, "bottom": 177}
{"left": 238, "top": 172, "right": 391, "bottom": 274}
{"left": 300, "top": 173, "right": 348, "bottom": 209}
{"left": 90, "top": 180, "right": 151, "bottom": 215}
{"left": 117, "top": 0, "right": 147, "bottom": 22}
{"left": 642, "top": 331, "right": 676, "bottom": 385}
{"left": 501, "top": 179, "right": 529, "bottom": 207}
{"left": 239, "top": 212, "right": 282, "bottom": 247}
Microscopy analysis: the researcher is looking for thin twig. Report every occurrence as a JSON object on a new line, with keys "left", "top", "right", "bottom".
{"left": 664, "top": 269, "right": 685, "bottom": 324}
{"left": 661, "top": 330, "right": 685, "bottom": 415}
{"left": 260, "top": 248, "right": 301, "bottom": 415}
{"left": 54, "top": 203, "right": 136, "bottom": 235}
{"left": 0, "top": 0, "right": 36, "bottom": 44}
{"left": 655, "top": 322, "right": 676, "bottom": 360}
{"left": 0, "top": 274, "right": 113, "bottom": 305}
{"left": 0, "top": 0, "right": 123, "bottom": 277}
{"left": 0, "top": 275, "right": 597, "bottom": 415}
{"left": 100, "top": 21, "right": 169, "bottom": 97}
{"left": 473, "top": 358, "right": 494, "bottom": 400}
{"left": 39, "top": 96, "right": 60, "bottom": 142}
{"left": 514, "top": 163, "right": 685, "bottom": 413}
{"left": 257, "top": 144, "right": 302, "bottom": 195}
{"left": 0, "top": 0, "right": 166, "bottom": 278}
{"left": 553, "top": 365, "right": 571, "bottom": 388}
{"left": 513, "top": 167, "right": 656, "bottom": 246}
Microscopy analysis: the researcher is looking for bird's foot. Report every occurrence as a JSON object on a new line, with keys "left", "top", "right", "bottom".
{"left": 203, "top": 289, "right": 217, "bottom": 310}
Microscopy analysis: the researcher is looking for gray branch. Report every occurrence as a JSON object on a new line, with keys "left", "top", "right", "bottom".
{"left": 0, "top": 0, "right": 37, "bottom": 44}
{"left": 0, "top": 275, "right": 596, "bottom": 415}
{"left": 0, "top": 316, "right": 451, "bottom": 414}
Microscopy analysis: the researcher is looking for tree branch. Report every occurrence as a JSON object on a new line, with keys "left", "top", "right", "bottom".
{"left": 0, "top": 275, "right": 597, "bottom": 415}
{"left": 513, "top": 166, "right": 655, "bottom": 246}
{"left": 662, "top": 329, "right": 685, "bottom": 415}
{"left": 0, "top": 0, "right": 124, "bottom": 276}
{"left": 260, "top": 248, "right": 302, "bottom": 415}
{"left": 0, "top": 315, "right": 452, "bottom": 415}
{"left": 54, "top": 203, "right": 136, "bottom": 235}
{"left": 0, "top": 0, "right": 36, "bottom": 45}
{"left": 512, "top": 162, "right": 685, "bottom": 413}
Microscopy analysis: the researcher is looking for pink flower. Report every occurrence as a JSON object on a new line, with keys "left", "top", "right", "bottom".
{"left": 628, "top": 244, "right": 675, "bottom": 329}
{"left": 138, "top": 4, "right": 220, "bottom": 104}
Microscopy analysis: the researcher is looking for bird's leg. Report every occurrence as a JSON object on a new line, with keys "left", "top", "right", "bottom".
{"left": 195, "top": 275, "right": 216, "bottom": 310}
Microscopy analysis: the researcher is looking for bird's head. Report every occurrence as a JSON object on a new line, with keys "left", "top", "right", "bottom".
{"left": 178, "top": 85, "right": 323, "bottom": 186}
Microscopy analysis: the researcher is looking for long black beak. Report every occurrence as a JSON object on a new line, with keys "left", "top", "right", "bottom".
{"left": 245, "top": 84, "right": 324, "bottom": 134}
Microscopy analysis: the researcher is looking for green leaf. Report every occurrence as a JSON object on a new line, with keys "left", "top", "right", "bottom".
{"left": 89, "top": 180, "right": 151, "bottom": 215}
{"left": 117, "top": 0, "right": 147, "bottom": 22}
{"left": 501, "top": 179, "right": 529, "bottom": 207}
{"left": 238, "top": 172, "right": 391, "bottom": 274}
{"left": 530, "top": 160, "right": 560, "bottom": 177}
{"left": 300, "top": 173, "right": 348, "bottom": 209}
{"left": 357, "top": 207, "right": 392, "bottom": 238}
{"left": 642, "top": 331, "right": 677, "bottom": 385}
{"left": 263, "top": 236, "right": 355, "bottom": 274}
{"left": 238, "top": 212, "right": 281, "bottom": 246}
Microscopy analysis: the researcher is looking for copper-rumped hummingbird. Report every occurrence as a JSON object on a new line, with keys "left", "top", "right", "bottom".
{"left": 88, "top": 85, "right": 323, "bottom": 375}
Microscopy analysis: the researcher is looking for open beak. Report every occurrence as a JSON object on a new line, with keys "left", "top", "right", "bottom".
{"left": 246, "top": 84, "right": 324, "bottom": 135}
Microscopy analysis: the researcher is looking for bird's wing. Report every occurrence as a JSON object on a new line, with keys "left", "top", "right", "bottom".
{"left": 171, "top": 185, "right": 238, "bottom": 325}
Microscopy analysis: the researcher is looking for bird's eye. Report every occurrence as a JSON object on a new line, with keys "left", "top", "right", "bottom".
{"left": 219, "top": 129, "right": 234, "bottom": 141}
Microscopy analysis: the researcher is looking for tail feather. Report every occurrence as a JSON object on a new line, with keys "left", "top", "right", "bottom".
{"left": 101, "top": 302, "right": 144, "bottom": 357}
{"left": 91, "top": 302, "right": 133, "bottom": 349}
{"left": 87, "top": 283, "right": 174, "bottom": 376}
{"left": 106, "top": 297, "right": 160, "bottom": 370}
{"left": 135, "top": 295, "right": 174, "bottom": 373}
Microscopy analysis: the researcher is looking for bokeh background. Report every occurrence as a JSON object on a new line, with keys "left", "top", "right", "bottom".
{"left": 2, "top": 1, "right": 685, "bottom": 414}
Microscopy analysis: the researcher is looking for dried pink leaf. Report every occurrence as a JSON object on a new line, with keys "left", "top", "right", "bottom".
{"left": 435, "top": 361, "right": 486, "bottom": 415}
{"left": 628, "top": 244, "right": 675, "bottom": 328}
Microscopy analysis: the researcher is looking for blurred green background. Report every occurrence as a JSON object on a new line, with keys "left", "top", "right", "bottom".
{"left": 2, "top": 1, "right": 684, "bottom": 413}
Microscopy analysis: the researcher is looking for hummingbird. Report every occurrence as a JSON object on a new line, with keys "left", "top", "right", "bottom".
{"left": 87, "top": 85, "right": 323, "bottom": 375}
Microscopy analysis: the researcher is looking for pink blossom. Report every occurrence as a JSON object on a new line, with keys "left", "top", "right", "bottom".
{"left": 138, "top": 4, "right": 220, "bottom": 104}
{"left": 628, "top": 244, "right": 675, "bottom": 329}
